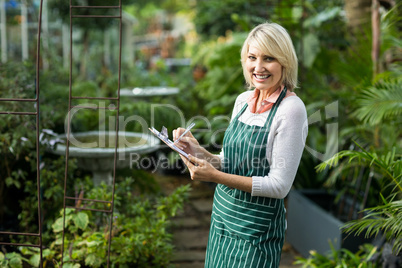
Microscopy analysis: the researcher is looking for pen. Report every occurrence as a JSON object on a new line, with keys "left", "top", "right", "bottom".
{"left": 174, "top": 122, "right": 195, "bottom": 143}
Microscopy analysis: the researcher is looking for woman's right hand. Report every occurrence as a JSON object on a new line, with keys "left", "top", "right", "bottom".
{"left": 172, "top": 128, "right": 203, "bottom": 158}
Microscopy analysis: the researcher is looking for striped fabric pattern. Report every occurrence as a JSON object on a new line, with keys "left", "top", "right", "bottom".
{"left": 205, "top": 88, "right": 288, "bottom": 268}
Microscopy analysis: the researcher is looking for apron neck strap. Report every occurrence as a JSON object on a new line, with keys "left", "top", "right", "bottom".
{"left": 234, "top": 86, "right": 288, "bottom": 122}
{"left": 263, "top": 86, "right": 287, "bottom": 128}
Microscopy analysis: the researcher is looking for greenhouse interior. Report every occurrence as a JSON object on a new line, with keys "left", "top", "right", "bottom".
{"left": 0, "top": 0, "right": 401, "bottom": 267}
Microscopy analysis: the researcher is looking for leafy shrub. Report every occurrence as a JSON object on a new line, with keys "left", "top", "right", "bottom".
{"left": 0, "top": 251, "right": 29, "bottom": 268}
{"left": 295, "top": 241, "right": 379, "bottom": 268}
{"left": 15, "top": 180, "right": 190, "bottom": 267}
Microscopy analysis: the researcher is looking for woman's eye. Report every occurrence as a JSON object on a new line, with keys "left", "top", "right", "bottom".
{"left": 265, "top": 57, "right": 275, "bottom": 61}
{"left": 248, "top": 56, "right": 256, "bottom": 60}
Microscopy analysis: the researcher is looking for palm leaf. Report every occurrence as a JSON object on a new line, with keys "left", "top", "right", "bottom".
{"left": 342, "top": 199, "right": 402, "bottom": 255}
{"left": 316, "top": 141, "right": 402, "bottom": 192}
{"left": 352, "top": 79, "right": 402, "bottom": 125}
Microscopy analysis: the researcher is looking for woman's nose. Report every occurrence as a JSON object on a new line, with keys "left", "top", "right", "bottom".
{"left": 254, "top": 59, "right": 265, "bottom": 72}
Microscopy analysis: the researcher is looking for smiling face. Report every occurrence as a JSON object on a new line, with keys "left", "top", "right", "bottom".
{"left": 245, "top": 45, "right": 283, "bottom": 94}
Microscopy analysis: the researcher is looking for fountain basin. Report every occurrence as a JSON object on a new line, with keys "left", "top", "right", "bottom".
{"left": 120, "top": 86, "right": 179, "bottom": 98}
{"left": 49, "top": 131, "right": 160, "bottom": 185}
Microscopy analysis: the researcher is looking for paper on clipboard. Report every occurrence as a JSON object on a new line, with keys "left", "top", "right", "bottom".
{"left": 148, "top": 126, "right": 194, "bottom": 163}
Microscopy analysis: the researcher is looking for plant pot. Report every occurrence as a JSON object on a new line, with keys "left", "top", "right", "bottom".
{"left": 286, "top": 189, "right": 374, "bottom": 257}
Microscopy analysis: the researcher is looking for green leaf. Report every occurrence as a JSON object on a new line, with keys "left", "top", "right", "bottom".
{"left": 87, "top": 241, "right": 102, "bottom": 247}
{"left": 55, "top": 236, "right": 63, "bottom": 245}
{"left": 303, "top": 7, "right": 342, "bottom": 28}
{"left": 343, "top": 200, "right": 402, "bottom": 254}
{"left": 73, "top": 212, "right": 89, "bottom": 230}
{"left": 85, "top": 254, "right": 97, "bottom": 266}
{"left": 353, "top": 78, "right": 402, "bottom": 125}
{"left": 9, "top": 257, "right": 22, "bottom": 268}
{"left": 52, "top": 217, "right": 64, "bottom": 233}
{"left": 5, "top": 177, "right": 21, "bottom": 188}
{"left": 64, "top": 208, "right": 74, "bottom": 215}
{"left": 29, "top": 254, "right": 40, "bottom": 267}
{"left": 63, "top": 264, "right": 81, "bottom": 268}
{"left": 42, "top": 249, "right": 52, "bottom": 258}
{"left": 77, "top": 239, "right": 102, "bottom": 248}
{"left": 302, "top": 33, "right": 320, "bottom": 68}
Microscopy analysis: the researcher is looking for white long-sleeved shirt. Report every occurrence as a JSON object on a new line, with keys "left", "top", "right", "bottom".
{"left": 219, "top": 90, "right": 308, "bottom": 199}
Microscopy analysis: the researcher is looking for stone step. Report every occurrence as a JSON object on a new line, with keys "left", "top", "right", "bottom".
{"left": 172, "top": 229, "right": 209, "bottom": 250}
{"left": 172, "top": 217, "right": 202, "bottom": 229}
{"left": 172, "top": 250, "right": 206, "bottom": 262}
{"left": 192, "top": 199, "right": 213, "bottom": 213}
{"left": 173, "top": 262, "right": 205, "bottom": 268}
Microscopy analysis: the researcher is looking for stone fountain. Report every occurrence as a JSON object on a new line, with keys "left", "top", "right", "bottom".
{"left": 49, "top": 131, "right": 160, "bottom": 186}
{"left": 120, "top": 86, "right": 179, "bottom": 99}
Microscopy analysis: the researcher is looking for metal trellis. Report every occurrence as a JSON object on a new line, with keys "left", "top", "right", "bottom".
{"left": 0, "top": 0, "right": 44, "bottom": 266}
{"left": 61, "top": 1, "right": 123, "bottom": 267}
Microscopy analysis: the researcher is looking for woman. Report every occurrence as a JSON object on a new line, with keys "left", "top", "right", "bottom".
{"left": 173, "top": 22, "right": 308, "bottom": 267}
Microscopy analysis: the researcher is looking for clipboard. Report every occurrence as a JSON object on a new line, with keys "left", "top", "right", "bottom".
{"left": 149, "top": 126, "right": 196, "bottom": 165}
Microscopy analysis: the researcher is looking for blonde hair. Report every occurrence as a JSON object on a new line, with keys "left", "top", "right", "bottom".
{"left": 240, "top": 22, "right": 298, "bottom": 90}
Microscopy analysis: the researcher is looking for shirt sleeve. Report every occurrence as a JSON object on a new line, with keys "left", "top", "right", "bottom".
{"left": 251, "top": 97, "right": 308, "bottom": 199}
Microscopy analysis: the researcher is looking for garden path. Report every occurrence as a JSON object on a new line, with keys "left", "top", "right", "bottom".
{"left": 153, "top": 173, "right": 302, "bottom": 268}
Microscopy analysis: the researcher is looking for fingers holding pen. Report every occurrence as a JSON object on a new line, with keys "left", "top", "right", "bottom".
{"left": 172, "top": 128, "right": 184, "bottom": 141}
{"left": 173, "top": 128, "right": 199, "bottom": 151}
{"left": 172, "top": 128, "right": 185, "bottom": 149}
{"left": 173, "top": 127, "right": 194, "bottom": 140}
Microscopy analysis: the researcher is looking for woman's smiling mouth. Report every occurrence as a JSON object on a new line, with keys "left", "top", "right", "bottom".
{"left": 254, "top": 74, "right": 271, "bottom": 80}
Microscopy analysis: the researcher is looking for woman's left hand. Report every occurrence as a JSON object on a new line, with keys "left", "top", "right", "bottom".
{"left": 181, "top": 154, "right": 252, "bottom": 193}
{"left": 180, "top": 154, "right": 218, "bottom": 183}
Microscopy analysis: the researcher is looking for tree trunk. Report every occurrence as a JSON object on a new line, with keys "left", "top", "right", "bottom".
{"left": 344, "top": 0, "right": 372, "bottom": 36}
{"left": 371, "top": 0, "right": 380, "bottom": 76}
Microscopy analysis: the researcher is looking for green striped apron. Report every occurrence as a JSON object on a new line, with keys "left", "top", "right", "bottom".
{"left": 205, "top": 88, "right": 287, "bottom": 268}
